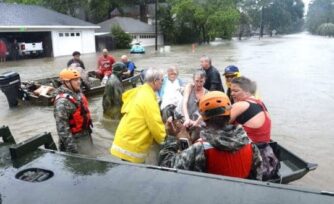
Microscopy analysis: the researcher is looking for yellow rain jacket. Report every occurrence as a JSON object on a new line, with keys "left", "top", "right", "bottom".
{"left": 110, "top": 84, "right": 166, "bottom": 163}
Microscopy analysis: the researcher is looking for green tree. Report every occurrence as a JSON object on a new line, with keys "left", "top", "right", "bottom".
{"left": 111, "top": 25, "right": 132, "bottom": 49}
{"left": 4, "top": 0, "right": 44, "bottom": 4}
{"left": 240, "top": 0, "right": 304, "bottom": 37}
{"left": 317, "top": 23, "right": 334, "bottom": 36}
{"left": 306, "top": 0, "right": 334, "bottom": 35}
{"left": 238, "top": 11, "right": 251, "bottom": 40}
{"left": 162, "top": 0, "right": 240, "bottom": 44}
{"left": 158, "top": 5, "right": 176, "bottom": 44}
{"left": 5, "top": 0, "right": 92, "bottom": 20}
{"left": 88, "top": 0, "right": 118, "bottom": 23}
{"left": 4, "top": 0, "right": 169, "bottom": 27}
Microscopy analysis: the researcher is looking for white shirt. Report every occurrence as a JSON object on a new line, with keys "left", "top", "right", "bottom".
{"left": 160, "top": 79, "right": 183, "bottom": 110}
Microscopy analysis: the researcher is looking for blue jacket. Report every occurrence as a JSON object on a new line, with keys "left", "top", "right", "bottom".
{"left": 124, "top": 61, "right": 136, "bottom": 76}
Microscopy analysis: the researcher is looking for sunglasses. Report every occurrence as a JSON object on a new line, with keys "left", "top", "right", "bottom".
{"left": 225, "top": 75, "right": 237, "bottom": 79}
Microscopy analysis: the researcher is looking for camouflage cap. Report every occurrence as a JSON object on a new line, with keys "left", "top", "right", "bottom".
{"left": 112, "top": 62, "right": 127, "bottom": 74}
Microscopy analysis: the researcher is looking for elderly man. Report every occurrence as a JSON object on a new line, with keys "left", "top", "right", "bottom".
{"left": 110, "top": 68, "right": 166, "bottom": 164}
{"left": 200, "top": 55, "right": 224, "bottom": 92}
{"left": 102, "top": 62, "right": 128, "bottom": 119}
{"left": 121, "top": 55, "right": 136, "bottom": 78}
{"left": 96, "top": 48, "right": 116, "bottom": 79}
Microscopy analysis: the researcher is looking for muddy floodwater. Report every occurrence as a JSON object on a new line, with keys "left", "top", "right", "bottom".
{"left": 0, "top": 32, "right": 333, "bottom": 191}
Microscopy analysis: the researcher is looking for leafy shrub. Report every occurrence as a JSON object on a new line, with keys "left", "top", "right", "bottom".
{"left": 317, "top": 23, "right": 334, "bottom": 37}
{"left": 111, "top": 25, "right": 132, "bottom": 49}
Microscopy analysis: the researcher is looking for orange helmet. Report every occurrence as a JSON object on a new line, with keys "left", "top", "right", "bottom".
{"left": 199, "top": 91, "right": 231, "bottom": 120}
{"left": 59, "top": 68, "right": 80, "bottom": 81}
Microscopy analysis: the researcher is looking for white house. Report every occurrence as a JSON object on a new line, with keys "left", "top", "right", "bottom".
{"left": 96, "top": 17, "right": 163, "bottom": 47}
{"left": 0, "top": 3, "right": 99, "bottom": 57}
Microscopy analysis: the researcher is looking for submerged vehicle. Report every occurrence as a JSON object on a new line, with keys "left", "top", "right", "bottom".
{"left": 130, "top": 43, "right": 145, "bottom": 54}
{"left": 0, "top": 125, "right": 333, "bottom": 204}
{"left": 18, "top": 41, "right": 43, "bottom": 57}
{"left": 0, "top": 70, "right": 144, "bottom": 107}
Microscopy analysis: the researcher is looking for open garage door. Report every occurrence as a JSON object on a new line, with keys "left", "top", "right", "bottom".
{"left": 52, "top": 31, "right": 82, "bottom": 57}
{"left": 0, "top": 32, "right": 52, "bottom": 60}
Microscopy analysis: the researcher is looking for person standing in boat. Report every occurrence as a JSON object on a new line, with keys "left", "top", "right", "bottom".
{"left": 159, "top": 91, "right": 263, "bottom": 180}
{"left": 102, "top": 62, "right": 128, "bottom": 118}
{"left": 54, "top": 68, "right": 93, "bottom": 154}
{"left": 96, "top": 48, "right": 116, "bottom": 80}
{"left": 229, "top": 76, "right": 279, "bottom": 180}
{"left": 67, "top": 51, "right": 86, "bottom": 69}
{"left": 110, "top": 68, "right": 166, "bottom": 164}
{"left": 200, "top": 55, "right": 224, "bottom": 92}
{"left": 121, "top": 55, "right": 136, "bottom": 78}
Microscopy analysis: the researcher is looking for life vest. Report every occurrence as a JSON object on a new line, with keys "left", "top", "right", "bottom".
{"left": 243, "top": 98, "right": 271, "bottom": 144}
{"left": 55, "top": 93, "right": 92, "bottom": 135}
{"left": 198, "top": 139, "right": 253, "bottom": 178}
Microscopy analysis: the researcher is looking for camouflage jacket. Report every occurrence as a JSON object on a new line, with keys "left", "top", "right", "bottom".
{"left": 159, "top": 125, "right": 263, "bottom": 180}
{"left": 102, "top": 74, "right": 124, "bottom": 118}
{"left": 54, "top": 85, "right": 90, "bottom": 153}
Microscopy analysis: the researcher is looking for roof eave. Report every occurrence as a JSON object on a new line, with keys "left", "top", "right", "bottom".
{"left": 0, "top": 25, "right": 100, "bottom": 29}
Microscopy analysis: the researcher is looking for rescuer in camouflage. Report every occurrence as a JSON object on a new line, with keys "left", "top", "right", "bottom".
{"left": 102, "top": 62, "right": 128, "bottom": 118}
{"left": 159, "top": 91, "right": 263, "bottom": 180}
{"left": 54, "top": 68, "right": 93, "bottom": 154}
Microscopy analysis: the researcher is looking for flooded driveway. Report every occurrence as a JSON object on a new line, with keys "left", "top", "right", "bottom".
{"left": 0, "top": 32, "right": 333, "bottom": 191}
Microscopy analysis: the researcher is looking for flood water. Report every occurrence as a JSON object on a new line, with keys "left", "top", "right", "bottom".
{"left": 0, "top": 32, "right": 333, "bottom": 191}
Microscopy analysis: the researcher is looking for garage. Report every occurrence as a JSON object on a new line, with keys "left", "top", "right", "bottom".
{"left": 51, "top": 30, "right": 96, "bottom": 57}
{"left": 0, "top": 3, "right": 99, "bottom": 59}
{"left": 0, "top": 31, "right": 53, "bottom": 59}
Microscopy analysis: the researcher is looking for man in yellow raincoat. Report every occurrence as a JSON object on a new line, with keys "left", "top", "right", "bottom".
{"left": 110, "top": 68, "right": 166, "bottom": 163}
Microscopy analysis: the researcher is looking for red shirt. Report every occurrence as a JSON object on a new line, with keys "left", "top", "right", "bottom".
{"left": 0, "top": 41, "right": 7, "bottom": 55}
{"left": 97, "top": 55, "right": 116, "bottom": 77}
{"left": 243, "top": 98, "right": 271, "bottom": 143}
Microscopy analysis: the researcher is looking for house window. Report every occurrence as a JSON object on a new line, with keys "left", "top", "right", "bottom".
{"left": 76, "top": 33, "right": 80, "bottom": 36}
{"left": 65, "top": 33, "right": 69, "bottom": 37}
{"left": 71, "top": 33, "right": 75, "bottom": 37}
{"left": 59, "top": 33, "right": 63, "bottom": 37}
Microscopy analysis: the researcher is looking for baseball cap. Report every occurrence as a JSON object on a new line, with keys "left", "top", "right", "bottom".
{"left": 224, "top": 65, "right": 239, "bottom": 75}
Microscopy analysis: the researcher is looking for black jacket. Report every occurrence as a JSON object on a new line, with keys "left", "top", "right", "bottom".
{"left": 203, "top": 66, "right": 224, "bottom": 92}
{"left": 67, "top": 59, "right": 86, "bottom": 69}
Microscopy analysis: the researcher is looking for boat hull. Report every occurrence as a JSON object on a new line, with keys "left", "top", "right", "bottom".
{"left": 20, "top": 71, "right": 143, "bottom": 106}
{"left": 0, "top": 126, "right": 332, "bottom": 204}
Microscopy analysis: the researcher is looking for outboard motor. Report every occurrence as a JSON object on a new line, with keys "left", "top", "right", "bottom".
{"left": 0, "top": 71, "right": 21, "bottom": 107}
